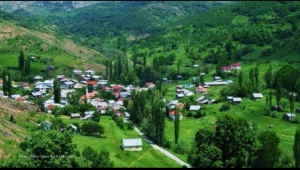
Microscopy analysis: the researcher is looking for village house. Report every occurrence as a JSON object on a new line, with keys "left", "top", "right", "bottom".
{"left": 222, "top": 63, "right": 241, "bottom": 72}
{"left": 57, "top": 75, "right": 65, "bottom": 81}
{"left": 282, "top": 113, "right": 296, "bottom": 121}
{"left": 34, "top": 75, "right": 43, "bottom": 82}
{"left": 85, "top": 69, "right": 94, "bottom": 75}
{"left": 251, "top": 93, "right": 263, "bottom": 100}
{"left": 73, "top": 69, "right": 83, "bottom": 76}
{"left": 232, "top": 97, "right": 242, "bottom": 104}
{"left": 189, "top": 105, "right": 201, "bottom": 111}
{"left": 121, "top": 138, "right": 143, "bottom": 151}
{"left": 46, "top": 65, "right": 55, "bottom": 72}
{"left": 70, "top": 113, "right": 81, "bottom": 119}
{"left": 38, "top": 121, "right": 52, "bottom": 131}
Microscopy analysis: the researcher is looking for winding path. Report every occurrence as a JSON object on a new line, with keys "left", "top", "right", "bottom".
{"left": 133, "top": 126, "right": 192, "bottom": 168}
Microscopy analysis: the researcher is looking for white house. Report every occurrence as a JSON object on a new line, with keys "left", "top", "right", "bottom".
{"left": 121, "top": 138, "right": 143, "bottom": 151}
{"left": 73, "top": 69, "right": 82, "bottom": 75}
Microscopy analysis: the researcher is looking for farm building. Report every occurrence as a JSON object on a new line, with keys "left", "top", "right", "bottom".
{"left": 70, "top": 113, "right": 81, "bottom": 118}
{"left": 204, "top": 81, "right": 229, "bottom": 86}
{"left": 121, "top": 138, "right": 143, "bottom": 151}
{"left": 189, "top": 105, "right": 201, "bottom": 111}
{"left": 282, "top": 113, "right": 296, "bottom": 121}
{"left": 232, "top": 97, "right": 242, "bottom": 104}
{"left": 251, "top": 93, "right": 263, "bottom": 100}
{"left": 38, "top": 121, "right": 52, "bottom": 131}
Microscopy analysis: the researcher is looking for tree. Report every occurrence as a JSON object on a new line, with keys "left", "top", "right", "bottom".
{"left": 188, "top": 114, "right": 259, "bottom": 168}
{"left": 290, "top": 92, "right": 295, "bottom": 115}
{"left": 294, "top": 79, "right": 300, "bottom": 108}
{"left": 81, "top": 146, "right": 113, "bottom": 168}
{"left": 92, "top": 112, "right": 100, "bottom": 123}
{"left": 174, "top": 106, "right": 180, "bottom": 144}
{"left": 275, "top": 77, "right": 282, "bottom": 106}
{"left": 24, "top": 57, "right": 31, "bottom": 78}
{"left": 143, "top": 54, "right": 146, "bottom": 67}
{"left": 264, "top": 65, "right": 273, "bottom": 88}
{"left": 238, "top": 71, "right": 243, "bottom": 88}
{"left": 51, "top": 118, "right": 66, "bottom": 131}
{"left": 251, "top": 130, "right": 281, "bottom": 168}
{"left": 2, "top": 70, "right": 12, "bottom": 96}
{"left": 176, "top": 59, "right": 182, "bottom": 75}
{"left": 200, "top": 75, "right": 205, "bottom": 86}
{"left": 18, "top": 50, "right": 25, "bottom": 70}
{"left": 254, "top": 65, "right": 259, "bottom": 90}
{"left": 269, "top": 90, "right": 272, "bottom": 108}
{"left": 12, "top": 130, "right": 77, "bottom": 168}
{"left": 53, "top": 79, "right": 61, "bottom": 103}
{"left": 81, "top": 121, "right": 104, "bottom": 136}
{"left": 294, "top": 128, "right": 300, "bottom": 168}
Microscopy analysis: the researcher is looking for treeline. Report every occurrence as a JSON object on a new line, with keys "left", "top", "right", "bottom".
{"left": 188, "top": 114, "right": 300, "bottom": 168}
{"left": 0, "top": 130, "right": 113, "bottom": 168}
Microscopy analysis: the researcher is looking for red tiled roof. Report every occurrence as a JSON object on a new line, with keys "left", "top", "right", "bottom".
{"left": 118, "top": 97, "right": 124, "bottom": 101}
{"left": 230, "top": 63, "right": 240, "bottom": 67}
{"left": 113, "top": 92, "right": 120, "bottom": 96}
{"left": 102, "top": 86, "right": 107, "bottom": 90}
{"left": 87, "top": 80, "right": 97, "bottom": 85}
{"left": 222, "top": 66, "right": 231, "bottom": 70}
{"left": 47, "top": 104, "right": 54, "bottom": 110}
{"left": 112, "top": 85, "right": 121, "bottom": 91}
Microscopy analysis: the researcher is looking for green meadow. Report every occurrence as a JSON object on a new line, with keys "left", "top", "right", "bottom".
{"left": 60, "top": 115, "right": 182, "bottom": 168}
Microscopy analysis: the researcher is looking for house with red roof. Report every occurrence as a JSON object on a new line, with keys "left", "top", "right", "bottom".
{"left": 80, "top": 91, "right": 98, "bottom": 100}
{"left": 222, "top": 66, "right": 231, "bottom": 73}
{"left": 230, "top": 63, "right": 241, "bottom": 70}
{"left": 111, "top": 84, "right": 122, "bottom": 92}
{"left": 222, "top": 63, "right": 241, "bottom": 72}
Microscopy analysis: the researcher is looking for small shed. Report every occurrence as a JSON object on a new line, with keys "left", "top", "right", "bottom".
{"left": 121, "top": 138, "right": 143, "bottom": 151}
{"left": 176, "top": 93, "right": 184, "bottom": 98}
{"left": 70, "top": 113, "right": 81, "bottom": 118}
{"left": 38, "top": 121, "right": 52, "bottom": 131}
{"left": 189, "top": 105, "right": 201, "bottom": 111}
{"left": 251, "top": 93, "right": 263, "bottom": 100}
{"left": 232, "top": 97, "right": 242, "bottom": 104}
{"left": 282, "top": 113, "right": 296, "bottom": 121}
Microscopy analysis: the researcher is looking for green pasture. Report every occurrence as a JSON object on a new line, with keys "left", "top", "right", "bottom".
{"left": 61, "top": 116, "right": 181, "bottom": 168}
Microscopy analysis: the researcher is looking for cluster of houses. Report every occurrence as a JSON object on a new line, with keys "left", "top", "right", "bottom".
{"left": 222, "top": 62, "right": 241, "bottom": 73}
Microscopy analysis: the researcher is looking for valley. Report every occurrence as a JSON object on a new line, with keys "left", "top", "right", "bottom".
{"left": 0, "top": 1, "right": 299, "bottom": 168}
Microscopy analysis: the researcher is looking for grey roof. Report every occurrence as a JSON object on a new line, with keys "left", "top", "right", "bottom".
{"left": 189, "top": 105, "right": 201, "bottom": 111}
{"left": 204, "top": 81, "right": 229, "bottom": 86}
{"left": 122, "top": 138, "right": 143, "bottom": 147}
{"left": 252, "top": 93, "right": 263, "bottom": 98}
{"left": 71, "top": 113, "right": 81, "bottom": 118}
{"left": 232, "top": 97, "right": 242, "bottom": 102}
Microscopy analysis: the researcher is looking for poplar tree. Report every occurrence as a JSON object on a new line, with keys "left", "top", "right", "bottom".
{"left": 53, "top": 79, "right": 61, "bottom": 103}
{"left": 294, "top": 128, "right": 300, "bottom": 168}
{"left": 18, "top": 50, "right": 25, "bottom": 70}
{"left": 174, "top": 106, "right": 180, "bottom": 144}
{"left": 276, "top": 77, "right": 282, "bottom": 106}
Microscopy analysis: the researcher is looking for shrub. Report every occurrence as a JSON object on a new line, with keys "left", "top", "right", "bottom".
{"left": 174, "top": 140, "right": 189, "bottom": 154}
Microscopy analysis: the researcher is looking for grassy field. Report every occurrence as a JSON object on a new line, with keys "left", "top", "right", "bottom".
{"left": 60, "top": 115, "right": 182, "bottom": 168}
